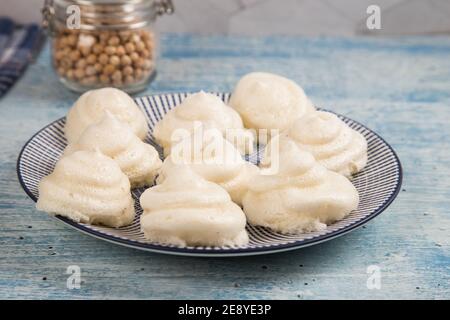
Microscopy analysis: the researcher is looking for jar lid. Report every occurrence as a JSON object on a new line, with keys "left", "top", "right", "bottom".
{"left": 43, "top": 0, "right": 173, "bottom": 31}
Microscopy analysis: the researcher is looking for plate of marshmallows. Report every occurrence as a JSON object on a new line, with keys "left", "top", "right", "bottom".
{"left": 17, "top": 72, "right": 402, "bottom": 256}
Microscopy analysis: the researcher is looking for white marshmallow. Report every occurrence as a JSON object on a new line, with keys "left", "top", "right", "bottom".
{"left": 229, "top": 72, "right": 315, "bottom": 134}
{"left": 65, "top": 87, "right": 147, "bottom": 143}
{"left": 64, "top": 112, "right": 162, "bottom": 188}
{"left": 140, "top": 165, "right": 249, "bottom": 247}
{"left": 157, "top": 130, "right": 258, "bottom": 206}
{"left": 153, "top": 91, "right": 254, "bottom": 156}
{"left": 37, "top": 150, "right": 135, "bottom": 228}
{"left": 284, "top": 111, "right": 367, "bottom": 177}
{"left": 242, "top": 139, "right": 359, "bottom": 233}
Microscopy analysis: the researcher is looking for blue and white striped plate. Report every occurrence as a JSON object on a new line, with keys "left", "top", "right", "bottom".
{"left": 17, "top": 93, "right": 402, "bottom": 257}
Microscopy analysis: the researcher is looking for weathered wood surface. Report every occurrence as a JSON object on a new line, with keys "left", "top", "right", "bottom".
{"left": 0, "top": 34, "right": 449, "bottom": 299}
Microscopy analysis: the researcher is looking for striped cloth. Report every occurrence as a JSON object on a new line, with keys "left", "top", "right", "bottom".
{"left": 0, "top": 17, "right": 44, "bottom": 98}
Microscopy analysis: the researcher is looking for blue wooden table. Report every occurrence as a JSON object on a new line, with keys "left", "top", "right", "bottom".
{"left": 0, "top": 34, "right": 449, "bottom": 299}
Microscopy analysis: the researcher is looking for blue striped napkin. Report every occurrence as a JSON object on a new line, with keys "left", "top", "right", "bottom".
{"left": 0, "top": 17, "right": 44, "bottom": 98}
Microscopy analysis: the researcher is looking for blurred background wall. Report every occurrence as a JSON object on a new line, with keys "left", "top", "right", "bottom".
{"left": 3, "top": 0, "right": 450, "bottom": 36}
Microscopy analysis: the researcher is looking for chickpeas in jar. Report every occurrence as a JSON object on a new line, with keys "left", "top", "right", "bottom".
{"left": 52, "top": 29, "right": 155, "bottom": 90}
{"left": 42, "top": 0, "right": 174, "bottom": 93}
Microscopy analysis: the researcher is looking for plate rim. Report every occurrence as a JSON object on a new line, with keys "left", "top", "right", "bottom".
{"left": 16, "top": 93, "right": 403, "bottom": 257}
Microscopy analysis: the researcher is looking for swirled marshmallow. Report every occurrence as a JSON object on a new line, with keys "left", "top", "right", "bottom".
{"left": 65, "top": 87, "right": 147, "bottom": 143}
{"left": 229, "top": 72, "right": 315, "bottom": 134}
{"left": 64, "top": 112, "right": 162, "bottom": 188}
{"left": 140, "top": 165, "right": 249, "bottom": 247}
{"left": 242, "top": 139, "right": 359, "bottom": 233}
{"left": 36, "top": 150, "right": 135, "bottom": 227}
{"left": 284, "top": 111, "right": 367, "bottom": 176}
{"left": 157, "top": 130, "right": 258, "bottom": 206}
{"left": 153, "top": 91, "right": 254, "bottom": 155}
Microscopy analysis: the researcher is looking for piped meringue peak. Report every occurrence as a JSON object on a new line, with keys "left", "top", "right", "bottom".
{"left": 157, "top": 128, "right": 259, "bottom": 206}
{"left": 229, "top": 72, "right": 315, "bottom": 133}
{"left": 284, "top": 111, "right": 368, "bottom": 177}
{"left": 64, "top": 112, "right": 162, "bottom": 188}
{"left": 153, "top": 91, "right": 255, "bottom": 156}
{"left": 140, "top": 165, "right": 249, "bottom": 247}
{"left": 242, "top": 139, "right": 359, "bottom": 234}
{"left": 65, "top": 87, "right": 148, "bottom": 144}
{"left": 36, "top": 150, "right": 135, "bottom": 228}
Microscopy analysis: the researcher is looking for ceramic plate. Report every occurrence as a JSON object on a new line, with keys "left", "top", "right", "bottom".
{"left": 17, "top": 93, "right": 402, "bottom": 257}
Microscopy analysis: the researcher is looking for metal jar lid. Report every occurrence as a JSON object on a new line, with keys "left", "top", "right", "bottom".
{"left": 42, "top": 0, "right": 174, "bottom": 33}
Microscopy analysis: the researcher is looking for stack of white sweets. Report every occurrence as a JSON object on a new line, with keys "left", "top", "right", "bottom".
{"left": 37, "top": 72, "right": 368, "bottom": 247}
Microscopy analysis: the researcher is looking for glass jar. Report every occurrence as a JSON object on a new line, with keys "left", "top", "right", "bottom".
{"left": 42, "top": 0, "right": 173, "bottom": 93}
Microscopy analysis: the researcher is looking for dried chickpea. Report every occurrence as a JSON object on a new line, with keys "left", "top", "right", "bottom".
{"left": 86, "top": 54, "right": 97, "bottom": 64}
{"left": 92, "top": 43, "right": 103, "bottom": 54}
{"left": 74, "top": 68, "right": 85, "bottom": 79}
{"left": 76, "top": 59, "right": 87, "bottom": 69}
{"left": 122, "top": 65, "right": 133, "bottom": 76}
{"left": 80, "top": 46, "right": 91, "bottom": 56}
{"left": 66, "top": 69, "right": 75, "bottom": 80}
{"left": 135, "top": 68, "right": 143, "bottom": 80}
{"left": 131, "top": 34, "right": 141, "bottom": 43}
{"left": 135, "top": 41, "right": 145, "bottom": 52}
{"left": 112, "top": 70, "right": 122, "bottom": 82}
{"left": 54, "top": 39, "right": 63, "bottom": 50}
{"left": 145, "top": 40, "right": 153, "bottom": 49}
{"left": 130, "top": 52, "right": 139, "bottom": 62}
{"left": 108, "top": 36, "right": 120, "bottom": 46}
{"left": 69, "top": 50, "right": 81, "bottom": 61}
{"left": 125, "top": 42, "right": 135, "bottom": 54}
{"left": 109, "top": 55, "right": 120, "bottom": 66}
{"left": 125, "top": 75, "right": 134, "bottom": 84}
{"left": 85, "top": 65, "right": 97, "bottom": 76}
{"left": 67, "top": 34, "right": 77, "bottom": 46}
{"left": 142, "top": 60, "right": 153, "bottom": 70}
{"left": 121, "top": 55, "right": 132, "bottom": 66}
{"left": 105, "top": 46, "right": 117, "bottom": 55}
{"left": 116, "top": 45, "right": 125, "bottom": 56}
{"left": 62, "top": 46, "right": 71, "bottom": 54}
{"left": 141, "top": 49, "right": 151, "bottom": 59}
{"left": 60, "top": 58, "right": 72, "bottom": 69}
{"left": 119, "top": 31, "right": 131, "bottom": 41}
{"left": 98, "top": 53, "right": 109, "bottom": 65}
{"left": 99, "top": 74, "right": 110, "bottom": 84}
{"left": 58, "top": 37, "right": 68, "bottom": 47}
{"left": 94, "top": 63, "right": 102, "bottom": 73}
{"left": 103, "top": 64, "right": 115, "bottom": 75}
{"left": 133, "top": 57, "right": 144, "bottom": 68}
{"left": 54, "top": 50, "right": 65, "bottom": 61}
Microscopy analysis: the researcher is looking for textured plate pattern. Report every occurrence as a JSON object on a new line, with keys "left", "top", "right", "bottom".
{"left": 17, "top": 93, "right": 402, "bottom": 256}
